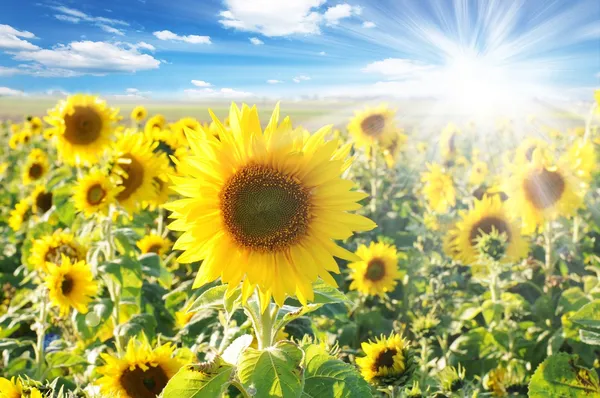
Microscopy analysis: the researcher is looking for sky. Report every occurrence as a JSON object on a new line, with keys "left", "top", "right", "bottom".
{"left": 0, "top": 0, "right": 599, "bottom": 101}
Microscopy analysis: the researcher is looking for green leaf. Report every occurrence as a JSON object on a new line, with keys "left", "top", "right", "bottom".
{"left": 312, "top": 281, "right": 350, "bottom": 305}
{"left": 74, "top": 299, "right": 113, "bottom": 341}
{"left": 558, "top": 288, "right": 590, "bottom": 315}
{"left": 162, "top": 358, "right": 234, "bottom": 398}
{"left": 301, "top": 344, "right": 372, "bottom": 398}
{"left": 55, "top": 200, "right": 76, "bottom": 225}
{"left": 113, "top": 228, "right": 139, "bottom": 255}
{"left": 580, "top": 329, "right": 600, "bottom": 346}
{"left": 117, "top": 313, "right": 157, "bottom": 341}
{"left": 529, "top": 353, "right": 600, "bottom": 397}
{"left": 274, "top": 304, "right": 324, "bottom": 332}
{"left": 45, "top": 351, "right": 87, "bottom": 368}
{"left": 188, "top": 284, "right": 229, "bottom": 313}
{"left": 238, "top": 341, "right": 304, "bottom": 398}
{"left": 101, "top": 257, "right": 143, "bottom": 297}
{"left": 139, "top": 253, "right": 172, "bottom": 288}
{"left": 571, "top": 300, "right": 600, "bottom": 330}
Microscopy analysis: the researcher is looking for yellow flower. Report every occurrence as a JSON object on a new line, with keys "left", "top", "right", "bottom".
{"left": 172, "top": 117, "right": 202, "bottom": 142}
{"left": 130, "top": 106, "right": 148, "bottom": 123}
{"left": 563, "top": 139, "right": 596, "bottom": 183}
{"left": 30, "top": 185, "right": 53, "bottom": 215}
{"left": 421, "top": 163, "right": 456, "bottom": 214}
{"left": 110, "top": 133, "right": 166, "bottom": 214}
{"left": 136, "top": 234, "right": 172, "bottom": 256}
{"left": 348, "top": 242, "right": 403, "bottom": 297}
{"left": 440, "top": 123, "right": 460, "bottom": 159}
{"left": 96, "top": 338, "right": 184, "bottom": 398}
{"left": 0, "top": 377, "right": 22, "bottom": 398}
{"left": 27, "top": 116, "right": 43, "bottom": 135}
{"left": 356, "top": 333, "right": 410, "bottom": 385}
{"left": 144, "top": 114, "right": 167, "bottom": 135}
{"left": 9, "top": 133, "right": 20, "bottom": 150}
{"left": 29, "top": 231, "right": 87, "bottom": 273}
{"left": 8, "top": 199, "right": 31, "bottom": 231}
{"left": 469, "top": 160, "right": 489, "bottom": 186}
{"left": 447, "top": 195, "right": 528, "bottom": 265}
{"left": 594, "top": 89, "right": 600, "bottom": 111}
{"left": 45, "top": 94, "right": 119, "bottom": 165}
{"left": 29, "top": 388, "right": 42, "bottom": 398}
{"left": 22, "top": 150, "right": 49, "bottom": 185}
{"left": 73, "top": 170, "right": 121, "bottom": 217}
{"left": 416, "top": 142, "right": 428, "bottom": 153}
{"left": 146, "top": 127, "right": 189, "bottom": 171}
{"left": 46, "top": 255, "right": 97, "bottom": 316}
{"left": 166, "top": 103, "right": 375, "bottom": 309}
{"left": 514, "top": 138, "right": 549, "bottom": 164}
{"left": 347, "top": 105, "right": 398, "bottom": 153}
{"left": 505, "top": 149, "right": 585, "bottom": 234}
{"left": 423, "top": 212, "right": 439, "bottom": 231}
{"left": 174, "top": 301, "right": 196, "bottom": 329}
{"left": 382, "top": 132, "right": 408, "bottom": 168}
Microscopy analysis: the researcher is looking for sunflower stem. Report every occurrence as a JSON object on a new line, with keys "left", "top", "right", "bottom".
{"left": 34, "top": 290, "right": 48, "bottom": 380}
{"left": 103, "top": 205, "right": 123, "bottom": 355}
{"left": 157, "top": 207, "right": 165, "bottom": 237}
{"left": 544, "top": 221, "right": 554, "bottom": 289}
{"left": 369, "top": 144, "right": 379, "bottom": 216}
{"left": 231, "top": 379, "right": 251, "bottom": 398}
{"left": 573, "top": 215, "right": 580, "bottom": 245}
{"left": 419, "top": 337, "right": 429, "bottom": 387}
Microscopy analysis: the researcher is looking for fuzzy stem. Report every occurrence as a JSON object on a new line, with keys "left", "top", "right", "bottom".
{"left": 103, "top": 205, "right": 123, "bottom": 354}
{"left": 544, "top": 222, "right": 554, "bottom": 289}
{"left": 231, "top": 380, "right": 251, "bottom": 398}
{"left": 34, "top": 294, "right": 48, "bottom": 380}
{"left": 419, "top": 338, "right": 429, "bottom": 387}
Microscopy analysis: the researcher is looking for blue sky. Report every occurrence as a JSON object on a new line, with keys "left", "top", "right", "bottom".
{"left": 0, "top": 0, "right": 598, "bottom": 100}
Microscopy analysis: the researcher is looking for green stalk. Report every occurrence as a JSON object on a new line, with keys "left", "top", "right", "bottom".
{"left": 34, "top": 293, "right": 48, "bottom": 380}
{"left": 230, "top": 380, "right": 251, "bottom": 398}
{"left": 369, "top": 144, "right": 379, "bottom": 215}
{"left": 419, "top": 338, "right": 429, "bottom": 387}
{"left": 544, "top": 222, "right": 554, "bottom": 289}
{"left": 103, "top": 205, "right": 123, "bottom": 354}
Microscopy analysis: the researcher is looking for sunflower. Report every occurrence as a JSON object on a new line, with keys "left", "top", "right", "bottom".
{"left": 382, "top": 131, "right": 408, "bottom": 168}
{"left": 564, "top": 139, "right": 596, "bottom": 183}
{"left": 8, "top": 133, "right": 20, "bottom": 150}
{"left": 46, "top": 255, "right": 97, "bottom": 316}
{"left": 514, "top": 138, "right": 549, "bottom": 164}
{"left": 136, "top": 234, "right": 172, "bottom": 256}
{"left": 146, "top": 175, "right": 173, "bottom": 210}
{"left": 146, "top": 127, "right": 189, "bottom": 170}
{"left": 440, "top": 123, "right": 460, "bottom": 160}
{"left": 356, "top": 333, "right": 414, "bottom": 386}
{"left": 130, "top": 106, "right": 148, "bottom": 123}
{"left": 166, "top": 103, "right": 375, "bottom": 308}
{"left": 27, "top": 116, "right": 43, "bottom": 135}
{"left": 469, "top": 159, "right": 489, "bottom": 186}
{"left": 30, "top": 185, "right": 53, "bottom": 215}
{"left": 96, "top": 338, "right": 184, "bottom": 398}
{"left": 22, "top": 150, "right": 49, "bottom": 185}
{"left": 421, "top": 163, "right": 456, "bottom": 214}
{"left": 347, "top": 105, "right": 398, "bottom": 154}
{"left": 348, "top": 242, "right": 403, "bottom": 297}
{"left": 505, "top": 149, "right": 585, "bottom": 234}
{"left": 0, "top": 376, "right": 21, "bottom": 398}
{"left": 45, "top": 94, "right": 119, "bottom": 165}
{"left": 29, "top": 231, "right": 87, "bottom": 272}
{"left": 110, "top": 133, "right": 165, "bottom": 214}
{"left": 447, "top": 195, "right": 528, "bottom": 265}
{"left": 144, "top": 114, "right": 166, "bottom": 135}
{"left": 8, "top": 199, "right": 31, "bottom": 231}
{"left": 171, "top": 117, "right": 202, "bottom": 142}
{"left": 73, "top": 170, "right": 121, "bottom": 217}
{"left": 174, "top": 301, "right": 197, "bottom": 329}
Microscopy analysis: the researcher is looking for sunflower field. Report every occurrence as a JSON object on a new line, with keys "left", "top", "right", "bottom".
{"left": 1, "top": 91, "right": 600, "bottom": 398}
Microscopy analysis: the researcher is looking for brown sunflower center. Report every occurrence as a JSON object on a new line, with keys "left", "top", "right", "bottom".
{"left": 365, "top": 258, "right": 386, "bottom": 281}
{"left": 374, "top": 348, "right": 397, "bottom": 370}
{"left": 119, "top": 364, "right": 169, "bottom": 398}
{"left": 469, "top": 216, "right": 511, "bottom": 245}
{"left": 35, "top": 192, "right": 53, "bottom": 214}
{"left": 86, "top": 183, "right": 106, "bottom": 205}
{"left": 28, "top": 163, "right": 43, "bottom": 179}
{"left": 220, "top": 164, "right": 310, "bottom": 251}
{"left": 522, "top": 168, "right": 565, "bottom": 210}
{"left": 360, "top": 114, "right": 386, "bottom": 137}
{"left": 64, "top": 106, "right": 103, "bottom": 145}
{"left": 45, "top": 244, "right": 80, "bottom": 265}
{"left": 61, "top": 275, "right": 74, "bottom": 295}
{"left": 147, "top": 244, "right": 163, "bottom": 254}
{"left": 116, "top": 155, "right": 145, "bottom": 202}
{"left": 525, "top": 145, "right": 536, "bottom": 161}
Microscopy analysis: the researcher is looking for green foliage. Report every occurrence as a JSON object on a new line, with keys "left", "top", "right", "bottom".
{"left": 162, "top": 358, "right": 235, "bottom": 398}
{"left": 529, "top": 353, "right": 600, "bottom": 397}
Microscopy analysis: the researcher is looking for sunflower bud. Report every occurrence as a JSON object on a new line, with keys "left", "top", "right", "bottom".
{"left": 476, "top": 229, "right": 508, "bottom": 262}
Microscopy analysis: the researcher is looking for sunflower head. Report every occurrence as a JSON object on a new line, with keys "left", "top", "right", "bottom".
{"left": 30, "top": 185, "right": 53, "bottom": 215}
{"left": 131, "top": 106, "right": 148, "bottom": 123}
{"left": 29, "top": 231, "right": 87, "bottom": 273}
{"left": 73, "top": 170, "right": 121, "bottom": 217}
{"left": 347, "top": 105, "right": 398, "bottom": 153}
{"left": 421, "top": 163, "right": 456, "bottom": 214}
{"left": 27, "top": 116, "right": 43, "bottom": 135}
{"left": 382, "top": 131, "right": 408, "bottom": 168}
{"left": 348, "top": 242, "right": 403, "bottom": 297}
{"left": 475, "top": 228, "right": 508, "bottom": 262}
{"left": 564, "top": 138, "right": 596, "bottom": 183}
{"left": 136, "top": 234, "right": 172, "bottom": 256}
{"left": 514, "top": 138, "right": 549, "bottom": 164}
{"left": 356, "top": 332, "right": 416, "bottom": 387}
{"left": 484, "top": 366, "right": 529, "bottom": 397}
{"left": 438, "top": 364, "right": 467, "bottom": 393}
{"left": 144, "top": 114, "right": 167, "bottom": 135}
{"left": 46, "top": 255, "right": 97, "bottom": 316}
{"left": 440, "top": 123, "right": 461, "bottom": 159}
{"left": 8, "top": 198, "right": 31, "bottom": 231}
{"left": 147, "top": 127, "right": 189, "bottom": 171}
{"left": 469, "top": 159, "right": 489, "bottom": 186}
{"left": 96, "top": 338, "right": 185, "bottom": 398}
{"left": 45, "top": 94, "right": 119, "bottom": 165}
{"left": 0, "top": 376, "right": 22, "bottom": 398}
{"left": 22, "top": 150, "right": 49, "bottom": 185}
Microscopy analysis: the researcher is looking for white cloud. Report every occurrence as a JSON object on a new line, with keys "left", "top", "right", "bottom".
{"left": 362, "top": 21, "right": 376, "bottom": 28}
{"left": 185, "top": 87, "right": 254, "bottom": 98}
{"left": 14, "top": 41, "right": 160, "bottom": 73}
{"left": 0, "top": 87, "right": 24, "bottom": 96}
{"left": 153, "top": 30, "right": 211, "bottom": 44}
{"left": 0, "top": 66, "right": 23, "bottom": 76}
{"left": 249, "top": 37, "right": 264, "bottom": 45}
{"left": 292, "top": 75, "right": 311, "bottom": 83}
{"left": 319, "top": 51, "right": 326, "bottom": 55}
{"left": 135, "top": 42, "right": 155, "bottom": 51}
{"left": 0, "top": 24, "right": 39, "bottom": 51}
{"left": 267, "top": 79, "right": 283, "bottom": 84}
{"left": 98, "top": 24, "right": 124, "bottom": 36}
{"left": 113, "top": 87, "right": 151, "bottom": 99}
{"left": 362, "top": 58, "right": 435, "bottom": 78}
{"left": 55, "top": 15, "right": 81, "bottom": 23}
{"left": 191, "top": 80, "right": 212, "bottom": 87}
{"left": 219, "top": 0, "right": 362, "bottom": 37}
{"left": 52, "top": 6, "right": 128, "bottom": 26}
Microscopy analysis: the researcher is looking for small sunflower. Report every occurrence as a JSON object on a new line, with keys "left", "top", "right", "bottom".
{"left": 166, "top": 103, "right": 375, "bottom": 309}
{"left": 514, "top": 138, "right": 549, "bottom": 164}
{"left": 447, "top": 195, "right": 528, "bottom": 265}
{"left": 144, "top": 114, "right": 166, "bottom": 135}
{"left": 22, "top": 150, "right": 49, "bottom": 185}
{"left": 136, "top": 234, "right": 172, "bottom": 256}
{"left": 421, "top": 163, "right": 456, "bottom": 214}
{"left": 30, "top": 185, "right": 53, "bottom": 215}
{"left": 171, "top": 117, "right": 202, "bottom": 143}
{"left": 347, "top": 105, "right": 398, "bottom": 153}
{"left": 505, "top": 149, "right": 585, "bottom": 234}
{"left": 348, "top": 242, "right": 403, "bottom": 297}
{"left": 27, "top": 116, "right": 43, "bottom": 135}
{"left": 146, "top": 175, "right": 173, "bottom": 210}
{"left": 46, "top": 255, "right": 97, "bottom": 316}
{"left": 8, "top": 199, "right": 31, "bottom": 231}
{"left": 469, "top": 160, "right": 489, "bottom": 186}
{"left": 73, "top": 170, "right": 121, "bottom": 217}
{"left": 146, "top": 127, "right": 189, "bottom": 170}
{"left": 9, "top": 133, "right": 20, "bottom": 150}
{"left": 96, "top": 338, "right": 184, "bottom": 398}
{"left": 356, "top": 333, "right": 414, "bottom": 386}
{"left": 45, "top": 94, "right": 119, "bottom": 165}
{"left": 174, "top": 301, "right": 197, "bottom": 329}
{"left": 440, "top": 123, "right": 460, "bottom": 160}
{"left": 130, "top": 106, "right": 148, "bottom": 123}
{"left": 564, "top": 139, "right": 596, "bottom": 183}
{"left": 29, "top": 231, "right": 87, "bottom": 272}
{"left": 382, "top": 131, "right": 408, "bottom": 168}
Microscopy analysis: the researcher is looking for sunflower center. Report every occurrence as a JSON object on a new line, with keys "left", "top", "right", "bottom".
{"left": 147, "top": 244, "right": 163, "bottom": 254}
{"left": 374, "top": 348, "right": 397, "bottom": 370}
{"left": 116, "top": 155, "right": 145, "bottom": 202}
{"left": 365, "top": 258, "right": 386, "bottom": 281}
{"left": 64, "top": 106, "right": 103, "bottom": 145}
{"left": 45, "top": 244, "right": 80, "bottom": 265}
{"left": 61, "top": 276, "right": 74, "bottom": 295}
{"left": 522, "top": 168, "right": 565, "bottom": 210}
{"left": 360, "top": 114, "right": 385, "bottom": 137}
{"left": 86, "top": 184, "right": 106, "bottom": 205}
{"left": 220, "top": 164, "right": 310, "bottom": 251}
{"left": 35, "top": 192, "right": 53, "bottom": 214}
{"left": 525, "top": 146, "right": 536, "bottom": 161}
{"left": 28, "top": 163, "right": 43, "bottom": 179}
{"left": 154, "top": 140, "right": 176, "bottom": 168}
{"left": 469, "top": 216, "right": 511, "bottom": 245}
{"left": 120, "top": 364, "right": 169, "bottom": 398}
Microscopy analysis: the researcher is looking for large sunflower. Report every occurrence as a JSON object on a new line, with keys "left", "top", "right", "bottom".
{"left": 348, "top": 242, "right": 403, "bottom": 297}
{"left": 0, "top": 377, "right": 21, "bottom": 398}
{"left": 447, "top": 195, "right": 528, "bottom": 264}
{"left": 29, "top": 231, "right": 87, "bottom": 273}
{"left": 166, "top": 103, "right": 375, "bottom": 308}
{"left": 8, "top": 199, "right": 31, "bottom": 231}
{"left": 356, "top": 333, "right": 412, "bottom": 386}
{"left": 136, "top": 234, "right": 172, "bottom": 256}
{"left": 505, "top": 149, "right": 585, "bottom": 234}
{"left": 110, "top": 133, "right": 165, "bottom": 214}
{"left": 22, "top": 150, "right": 49, "bottom": 185}
{"left": 96, "top": 338, "right": 184, "bottom": 398}
{"left": 45, "top": 94, "right": 119, "bottom": 165}
{"left": 347, "top": 105, "right": 398, "bottom": 153}
{"left": 421, "top": 163, "right": 456, "bottom": 214}
{"left": 73, "top": 170, "right": 121, "bottom": 217}
{"left": 130, "top": 106, "right": 148, "bottom": 124}
{"left": 46, "top": 255, "right": 97, "bottom": 316}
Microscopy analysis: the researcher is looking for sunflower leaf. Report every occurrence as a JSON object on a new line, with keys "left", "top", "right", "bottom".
{"left": 312, "top": 281, "right": 351, "bottom": 305}
{"left": 274, "top": 304, "right": 324, "bottom": 333}
{"left": 187, "top": 284, "right": 229, "bottom": 313}
{"left": 162, "top": 357, "right": 234, "bottom": 398}
{"left": 528, "top": 353, "right": 600, "bottom": 397}
{"left": 570, "top": 300, "right": 600, "bottom": 330}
